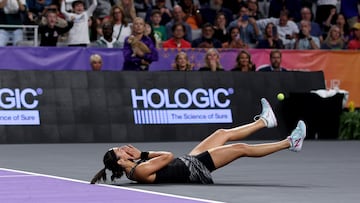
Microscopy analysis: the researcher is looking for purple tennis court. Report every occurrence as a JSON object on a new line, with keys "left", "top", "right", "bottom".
{"left": 0, "top": 168, "right": 220, "bottom": 203}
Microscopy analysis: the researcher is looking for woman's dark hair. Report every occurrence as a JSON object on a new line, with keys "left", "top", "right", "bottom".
{"left": 90, "top": 149, "right": 124, "bottom": 184}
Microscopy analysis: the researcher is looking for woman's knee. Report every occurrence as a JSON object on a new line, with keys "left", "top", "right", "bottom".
{"left": 213, "top": 128, "right": 227, "bottom": 137}
{"left": 233, "top": 143, "right": 250, "bottom": 156}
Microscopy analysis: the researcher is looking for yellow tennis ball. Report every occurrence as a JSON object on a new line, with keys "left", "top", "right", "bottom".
{"left": 277, "top": 93, "right": 285, "bottom": 101}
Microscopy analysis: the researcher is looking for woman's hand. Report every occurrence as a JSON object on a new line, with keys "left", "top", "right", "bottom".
{"left": 123, "top": 145, "right": 141, "bottom": 160}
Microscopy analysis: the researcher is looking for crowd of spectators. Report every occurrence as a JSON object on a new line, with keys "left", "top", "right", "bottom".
{"left": 1, "top": 0, "right": 360, "bottom": 49}
{"left": 1, "top": 0, "right": 360, "bottom": 70}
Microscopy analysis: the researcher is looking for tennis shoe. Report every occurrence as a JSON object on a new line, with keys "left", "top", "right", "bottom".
{"left": 254, "top": 98, "right": 277, "bottom": 128}
{"left": 289, "top": 120, "right": 306, "bottom": 152}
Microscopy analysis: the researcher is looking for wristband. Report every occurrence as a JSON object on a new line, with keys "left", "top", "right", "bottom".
{"left": 140, "top": 151, "right": 149, "bottom": 160}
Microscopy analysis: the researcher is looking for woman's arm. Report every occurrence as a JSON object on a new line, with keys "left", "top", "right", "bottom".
{"left": 133, "top": 151, "right": 174, "bottom": 182}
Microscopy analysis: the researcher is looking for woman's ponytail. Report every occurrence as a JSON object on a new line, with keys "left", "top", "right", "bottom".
{"left": 90, "top": 168, "right": 107, "bottom": 184}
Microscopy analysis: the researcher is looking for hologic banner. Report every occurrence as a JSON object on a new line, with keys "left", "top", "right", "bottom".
{"left": 0, "top": 70, "right": 325, "bottom": 143}
{"left": 0, "top": 47, "right": 357, "bottom": 107}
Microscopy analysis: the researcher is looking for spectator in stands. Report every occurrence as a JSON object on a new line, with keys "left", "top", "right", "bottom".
{"left": 298, "top": 7, "right": 323, "bottom": 43}
{"left": 257, "top": 49, "right": 287, "bottom": 72}
{"left": 60, "top": 0, "right": 97, "bottom": 46}
{"left": 145, "top": 22, "right": 160, "bottom": 47}
{"left": 117, "top": 0, "right": 137, "bottom": 23}
{"left": 315, "top": 0, "right": 338, "bottom": 31}
{"left": 165, "top": 5, "right": 193, "bottom": 42}
{"left": 247, "top": 0, "right": 264, "bottom": 20}
{"left": 192, "top": 22, "right": 222, "bottom": 48}
{"left": 93, "top": 21, "right": 122, "bottom": 48}
{"left": 335, "top": 13, "right": 350, "bottom": 44}
{"left": 213, "top": 12, "right": 228, "bottom": 43}
{"left": 294, "top": 20, "right": 320, "bottom": 49}
{"left": 162, "top": 23, "right": 191, "bottom": 48}
{"left": 145, "top": 0, "right": 172, "bottom": 25}
{"left": 340, "top": 0, "right": 359, "bottom": 28}
{"left": 122, "top": 17, "right": 159, "bottom": 71}
{"left": 257, "top": 9, "right": 299, "bottom": 49}
{"left": 321, "top": 25, "right": 345, "bottom": 50}
{"left": 198, "top": 48, "right": 224, "bottom": 71}
{"left": 256, "top": 22, "right": 284, "bottom": 49}
{"left": 268, "top": 0, "right": 302, "bottom": 22}
{"left": 347, "top": 23, "right": 360, "bottom": 50}
{"left": 38, "top": 10, "right": 74, "bottom": 46}
{"left": 222, "top": 26, "right": 248, "bottom": 48}
{"left": 39, "top": 4, "right": 67, "bottom": 27}
{"left": 231, "top": 49, "right": 255, "bottom": 72}
{"left": 150, "top": 9, "right": 167, "bottom": 42}
{"left": 178, "top": 0, "right": 202, "bottom": 30}
{"left": 172, "top": 51, "right": 193, "bottom": 71}
{"left": 227, "top": 5, "right": 261, "bottom": 48}
{"left": 109, "top": 5, "right": 132, "bottom": 47}
{"left": 0, "top": 0, "right": 26, "bottom": 46}
{"left": 90, "top": 54, "right": 103, "bottom": 71}
{"left": 199, "top": 0, "right": 233, "bottom": 27}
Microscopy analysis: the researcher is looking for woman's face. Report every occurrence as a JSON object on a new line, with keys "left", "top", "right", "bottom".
{"left": 238, "top": 53, "right": 249, "bottom": 66}
{"left": 266, "top": 23, "right": 273, "bottom": 37}
{"left": 330, "top": 27, "right": 340, "bottom": 40}
{"left": 113, "top": 8, "right": 123, "bottom": 21}
{"left": 176, "top": 54, "right": 188, "bottom": 70}
{"left": 144, "top": 23, "right": 152, "bottom": 35}
{"left": 230, "top": 28, "right": 240, "bottom": 40}
{"left": 207, "top": 50, "right": 219, "bottom": 61}
{"left": 133, "top": 18, "right": 145, "bottom": 35}
{"left": 91, "top": 60, "right": 102, "bottom": 71}
{"left": 336, "top": 14, "right": 345, "bottom": 25}
{"left": 112, "top": 147, "right": 132, "bottom": 160}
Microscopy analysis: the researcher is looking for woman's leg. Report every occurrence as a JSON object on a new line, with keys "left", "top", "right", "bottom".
{"left": 208, "top": 120, "right": 306, "bottom": 169}
{"left": 189, "top": 98, "right": 277, "bottom": 156}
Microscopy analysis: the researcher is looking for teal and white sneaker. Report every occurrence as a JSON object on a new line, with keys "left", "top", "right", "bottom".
{"left": 254, "top": 98, "right": 278, "bottom": 128}
{"left": 289, "top": 120, "right": 307, "bottom": 152}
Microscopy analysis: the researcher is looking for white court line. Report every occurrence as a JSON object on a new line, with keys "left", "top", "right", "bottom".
{"left": 0, "top": 168, "right": 224, "bottom": 203}
{"left": 0, "top": 174, "right": 37, "bottom": 178}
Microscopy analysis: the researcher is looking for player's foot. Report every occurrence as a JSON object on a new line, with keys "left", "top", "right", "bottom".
{"left": 254, "top": 98, "right": 278, "bottom": 128}
{"left": 288, "top": 120, "right": 306, "bottom": 152}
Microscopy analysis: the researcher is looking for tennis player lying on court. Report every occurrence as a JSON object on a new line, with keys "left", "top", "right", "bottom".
{"left": 91, "top": 98, "right": 306, "bottom": 184}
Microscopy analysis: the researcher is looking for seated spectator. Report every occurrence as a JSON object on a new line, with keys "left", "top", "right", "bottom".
{"left": 347, "top": 23, "right": 360, "bottom": 50}
{"left": 213, "top": 12, "right": 228, "bottom": 43}
{"left": 222, "top": 26, "right": 248, "bottom": 48}
{"left": 178, "top": 0, "right": 202, "bottom": 30}
{"left": 335, "top": 13, "right": 350, "bottom": 44}
{"left": 231, "top": 50, "right": 255, "bottom": 72}
{"left": 145, "top": 22, "right": 160, "bottom": 47}
{"left": 294, "top": 20, "right": 320, "bottom": 50}
{"left": 227, "top": 5, "right": 261, "bottom": 47}
{"left": 122, "top": 17, "right": 159, "bottom": 71}
{"left": 257, "top": 49, "right": 287, "bottom": 72}
{"left": 321, "top": 25, "right": 345, "bottom": 50}
{"left": 109, "top": 5, "right": 132, "bottom": 47}
{"left": 192, "top": 23, "right": 222, "bottom": 48}
{"left": 117, "top": 0, "right": 137, "bottom": 23}
{"left": 198, "top": 48, "right": 224, "bottom": 71}
{"left": 165, "top": 5, "right": 193, "bottom": 42}
{"left": 150, "top": 9, "right": 167, "bottom": 42}
{"left": 247, "top": 0, "right": 264, "bottom": 20}
{"left": 93, "top": 22, "right": 122, "bottom": 48}
{"left": 199, "top": 0, "right": 233, "bottom": 27}
{"left": 0, "top": 0, "right": 26, "bottom": 46}
{"left": 90, "top": 54, "right": 103, "bottom": 71}
{"left": 162, "top": 23, "right": 191, "bottom": 48}
{"left": 145, "top": 0, "right": 172, "bottom": 25}
{"left": 256, "top": 22, "right": 284, "bottom": 49}
{"left": 257, "top": 10, "right": 299, "bottom": 49}
{"left": 172, "top": 51, "right": 193, "bottom": 71}
{"left": 60, "top": 0, "right": 98, "bottom": 47}
{"left": 39, "top": 10, "right": 74, "bottom": 46}
{"left": 297, "top": 7, "right": 323, "bottom": 42}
